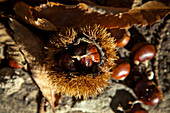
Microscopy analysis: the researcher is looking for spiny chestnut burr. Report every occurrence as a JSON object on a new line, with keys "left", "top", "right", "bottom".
{"left": 8, "top": 58, "right": 22, "bottom": 69}
{"left": 110, "top": 28, "right": 130, "bottom": 47}
{"left": 131, "top": 42, "right": 155, "bottom": 64}
{"left": 45, "top": 25, "right": 118, "bottom": 99}
{"left": 111, "top": 59, "right": 130, "bottom": 80}
{"left": 135, "top": 79, "right": 162, "bottom": 105}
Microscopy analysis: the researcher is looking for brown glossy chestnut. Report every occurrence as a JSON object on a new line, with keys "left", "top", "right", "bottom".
{"left": 115, "top": 35, "right": 130, "bottom": 47}
{"left": 135, "top": 79, "right": 162, "bottom": 105}
{"left": 86, "top": 43, "right": 101, "bottom": 63}
{"left": 111, "top": 59, "right": 130, "bottom": 80}
{"left": 8, "top": 58, "right": 22, "bottom": 69}
{"left": 110, "top": 28, "right": 130, "bottom": 47}
{"left": 72, "top": 43, "right": 101, "bottom": 69}
{"left": 73, "top": 43, "right": 86, "bottom": 56}
{"left": 80, "top": 56, "right": 93, "bottom": 69}
{"left": 58, "top": 52, "right": 77, "bottom": 71}
{"left": 131, "top": 42, "right": 155, "bottom": 63}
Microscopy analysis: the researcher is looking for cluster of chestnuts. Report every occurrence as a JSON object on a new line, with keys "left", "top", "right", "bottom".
{"left": 110, "top": 30, "right": 162, "bottom": 112}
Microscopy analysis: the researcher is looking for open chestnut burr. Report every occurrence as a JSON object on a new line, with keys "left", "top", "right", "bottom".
{"left": 45, "top": 25, "right": 118, "bottom": 98}
{"left": 58, "top": 42, "right": 102, "bottom": 72}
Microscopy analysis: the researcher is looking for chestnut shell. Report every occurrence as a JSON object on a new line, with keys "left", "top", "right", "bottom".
{"left": 58, "top": 52, "right": 77, "bottom": 71}
{"left": 110, "top": 28, "right": 130, "bottom": 47}
{"left": 8, "top": 58, "right": 22, "bottom": 69}
{"left": 111, "top": 59, "right": 130, "bottom": 80}
{"left": 86, "top": 43, "right": 101, "bottom": 63}
{"left": 131, "top": 42, "right": 155, "bottom": 62}
{"left": 135, "top": 79, "right": 162, "bottom": 105}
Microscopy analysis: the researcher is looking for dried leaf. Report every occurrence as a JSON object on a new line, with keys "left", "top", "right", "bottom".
{"left": 51, "top": 0, "right": 130, "bottom": 14}
{"left": 98, "top": 0, "right": 134, "bottom": 8}
{"left": 9, "top": 18, "right": 44, "bottom": 66}
{"left": 9, "top": 19, "right": 61, "bottom": 109}
{"left": 14, "top": 1, "right": 170, "bottom": 30}
{"left": 87, "top": 5, "right": 130, "bottom": 15}
{"left": 31, "top": 67, "right": 62, "bottom": 109}
{"left": 58, "top": 0, "right": 133, "bottom": 8}
{"left": 0, "top": 21, "right": 27, "bottom": 69}
{"left": 14, "top": 1, "right": 58, "bottom": 31}
{"left": 56, "top": 0, "right": 96, "bottom": 5}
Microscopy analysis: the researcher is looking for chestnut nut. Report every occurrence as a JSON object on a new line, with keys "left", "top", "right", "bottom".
{"left": 135, "top": 79, "right": 162, "bottom": 105}
{"left": 8, "top": 58, "right": 22, "bottom": 69}
{"left": 110, "top": 28, "right": 130, "bottom": 47}
{"left": 111, "top": 59, "right": 130, "bottom": 80}
{"left": 131, "top": 42, "right": 155, "bottom": 64}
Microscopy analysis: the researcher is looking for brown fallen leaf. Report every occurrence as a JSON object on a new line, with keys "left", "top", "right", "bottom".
{"left": 14, "top": 1, "right": 58, "bottom": 31}
{"left": 98, "top": 0, "right": 134, "bottom": 8}
{"left": 87, "top": 5, "right": 130, "bottom": 15}
{"left": 0, "top": 20, "right": 27, "bottom": 69}
{"left": 51, "top": 0, "right": 131, "bottom": 14}
{"left": 9, "top": 19, "right": 61, "bottom": 109}
{"left": 56, "top": 0, "right": 134, "bottom": 8}
{"left": 56, "top": 0, "right": 96, "bottom": 5}
{"left": 14, "top": 1, "right": 170, "bottom": 30}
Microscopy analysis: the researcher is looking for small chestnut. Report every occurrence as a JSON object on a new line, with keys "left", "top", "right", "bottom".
{"left": 73, "top": 43, "right": 86, "bottom": 56}
{"left": 111, "top": 59, "right": 130, "bottom": 80}
{"left": 58, "top": 52, "right": 77, "bottom": 71}
{"left": 72, "top": 43, "right": 101, "bottom": 70}
{"left": 80, "top": 56, "right": 93, "bottom": 69}
{"left": 135, "top": 79, "right": 162, "bottom": 105}
{"left": 110, "top": 28, "right": 130, "bottom": 47}
{"left": 131, "top": 42, "right": 155, "bottom": 63}
{"left": 86, "top": 43, "right": 101, "bottom": 63}
{"left": 115, "top": 35, "right": 130, "bottom": 47}
{"left": 8, "top": 58, "right": 22, "bottom": 69}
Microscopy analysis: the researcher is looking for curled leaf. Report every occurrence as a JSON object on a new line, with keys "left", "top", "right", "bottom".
{"left": 9, "top": 19, "right": 61, "bottom": 109}
{"left": 0, "top": 21, "right": 27, "bottom": 69}
{"left": 14, "top": 1, "right": 58, "bottom": 31}
{"left": 14, "top": 1, "right": 170, "bottom": 30}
